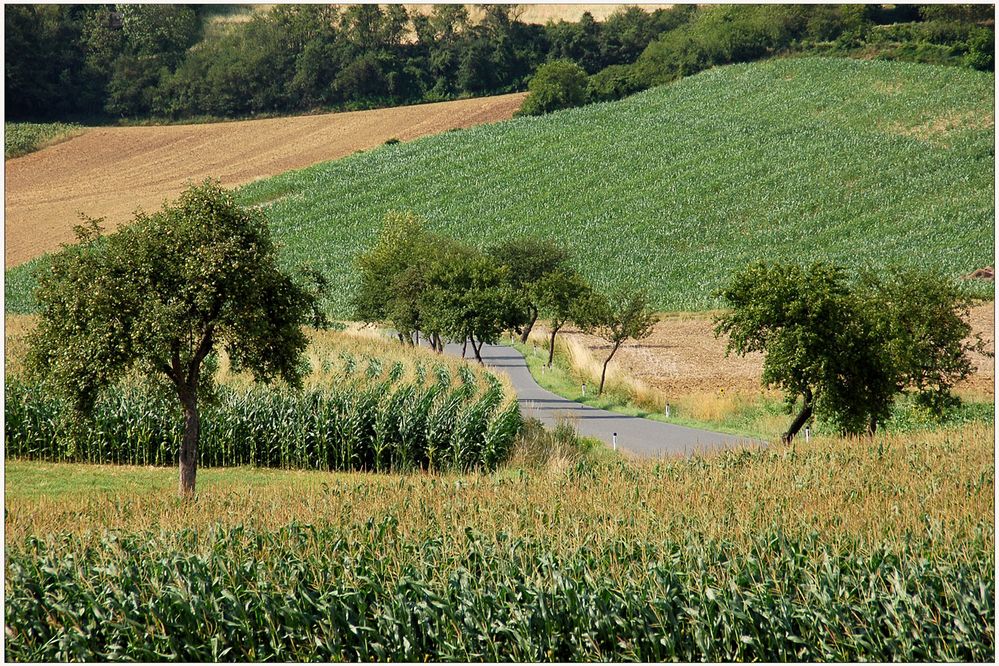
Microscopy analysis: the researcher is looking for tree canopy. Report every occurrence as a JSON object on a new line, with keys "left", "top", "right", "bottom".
{"left": 582, "top": 288, "right": 657, "bottom": 395}
{"left": 28, "top": 180, "right": 317, "bottom": 495}
{"left": 518, "top": 59, "right": 590, "bottom": 116}
{"left": 715, "top": 261, "right": 983, "bottom": 442}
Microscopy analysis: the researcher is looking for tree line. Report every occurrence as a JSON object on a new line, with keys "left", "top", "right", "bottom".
{"left": 353, "top": 212, "right": 656, "bottom": 396}
{"left": 5, "top": 3, "right": 687, "bottom": 121}
{"left": 7, "top": 4, "right": 993, "bottom": 122}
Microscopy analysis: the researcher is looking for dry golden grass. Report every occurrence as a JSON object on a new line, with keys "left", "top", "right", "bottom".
{"left": 6, "top": 423, "right": 992, "bottom": 553}
{"left": 4, "top": 93, "right": 524, "bottom": 267}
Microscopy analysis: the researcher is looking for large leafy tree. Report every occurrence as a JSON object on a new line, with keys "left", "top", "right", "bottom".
{"left": 857, "top": 266, "right": 986, "bottom": 418}
{"left": 715, "top": 262, "right": 981, "bottom": 443}
{"left": 28, "top": 181, "right": 316, "bottom": 496}
{"left": 421, "top": 249, "right": 522, "bottom": 363}
{"left": 488, "top": 236, "right": 571, "bottom": 343}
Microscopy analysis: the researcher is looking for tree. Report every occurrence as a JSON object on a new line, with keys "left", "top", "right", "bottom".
{"left": 27, "top": 181, "right": 316, "bottom": 496}
{"left": 857, "top": 266, "right": 986, "bottom": 420}
{"left": 421, "top": 250, "right": 522, "bottom": 363}
{"left": 582, "top": 288, "right": 657, "bottom": 395}
{"left": 488, "top": 236, "right": 570, "bottom": 343}
{"left": 714, "top": 262, "right": 981, "bottom": 443}
{"left": 518, "top": 59, "right": 590, "bottom": 116}
{"left": 533, "top": 268, "right": 592, "bottom": 367}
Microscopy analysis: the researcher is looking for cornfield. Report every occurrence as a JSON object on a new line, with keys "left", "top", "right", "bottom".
{"left": 4, "top": 330, "right": 521, "bottom": 473}
{"left": 4, "top": 523, "right": 993, "bottom": 661}
{"left": 4, "top": 423, "right": 994, "bottom": 661}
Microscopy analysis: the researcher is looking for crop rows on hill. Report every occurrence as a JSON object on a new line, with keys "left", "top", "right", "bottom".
{"left": 5, "top": 59, "right": 993, "bottom": 316}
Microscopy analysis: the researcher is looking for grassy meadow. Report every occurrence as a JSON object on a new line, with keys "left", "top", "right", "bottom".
{"left": 6, "top": 58, "right": 995, "bottom": 315}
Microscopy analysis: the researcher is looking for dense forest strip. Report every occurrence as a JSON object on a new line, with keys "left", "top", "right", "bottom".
{"left": 6, "top": 4, "right": 991, "bottom": 124}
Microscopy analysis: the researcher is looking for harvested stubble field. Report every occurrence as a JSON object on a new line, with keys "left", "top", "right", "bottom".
{"left": 3, "top": 93, "right": 524, "bottom": 267}
{"left": 554, "top": 300, "right": 996, "bottom": 399}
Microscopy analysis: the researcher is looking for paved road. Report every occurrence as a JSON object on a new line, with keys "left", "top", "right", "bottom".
{"left": 436, "top": 340, "right": 763, "bottom": 459}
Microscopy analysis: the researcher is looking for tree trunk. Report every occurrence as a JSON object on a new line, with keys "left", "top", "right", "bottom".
{"left": 414, "top": 330, "right": 419, "bottom": 346}
{"left": 547, "top": 324, "right": 561, "bottom": 367}
{"left": 178, "top": 386, "right": 199, "bottom": 497}
{"left": 598, "top": 341, "right": 621, "bottom": 395}
{"left": 519, "top": 306, "right": 538, "bottom": 344}
{"left": 781, "top": 389, "right": 813, "bottom": 444}
{"left": 462, "top": 338, "right": 468, "bottom": 358}
{"left": 470, "top": 335, "right": 484, "bottom": 363}
{"left": 868, "top": 414, "right": 878, "bottom": 437}
{"left": 397, "top": 332, "right": 405, "bottom": 344}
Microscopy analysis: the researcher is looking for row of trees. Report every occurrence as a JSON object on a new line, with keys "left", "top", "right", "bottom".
{"left": 5, "top": 3, "right": 689, "bottom": 121}
{"left": 353, "top": 213, "right": 656, "bottom": 395}
{"left": 526, "top": 3, "right": 995, "bottom": 116}
{"left": 10, "top": 4, "right": 990, "bottom": 122}
{"left": 717, "top": 262, "right": 987, "bottom": 443}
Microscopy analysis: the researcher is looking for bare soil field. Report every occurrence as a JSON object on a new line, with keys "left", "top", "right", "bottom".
{"left": 4, "top": 93, "right": 524, "bottom": 267}
{"left": 560, "top": 302, "right": 996, "bottom": 398}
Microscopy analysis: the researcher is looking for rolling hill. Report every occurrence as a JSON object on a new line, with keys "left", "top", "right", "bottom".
{"left": 5, "top": 58, "right": 993, "bottom": 315}
{"left": 3, "top": 92, "right": 524, "bottom": 267}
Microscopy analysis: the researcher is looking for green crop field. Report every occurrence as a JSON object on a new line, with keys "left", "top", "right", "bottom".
{"left": 5, "top": 58, "right": 993, "bottom": 316}
{"left": 4, "top": 324, "right": 520, "bottom": 474}
{"left": 4, "top": 122, "right": 83, "bottom": 159}
{"left": 4, "top": 423, "right": 993, "bottom": 661}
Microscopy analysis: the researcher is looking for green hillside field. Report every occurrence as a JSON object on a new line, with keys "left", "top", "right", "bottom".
{"left": 5, "top": 58, "right": 994, "bottom": 315}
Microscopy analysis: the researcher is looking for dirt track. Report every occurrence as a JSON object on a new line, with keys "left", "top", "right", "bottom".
{"left": 4, "top": 93, "right": 525, "bottom": 267}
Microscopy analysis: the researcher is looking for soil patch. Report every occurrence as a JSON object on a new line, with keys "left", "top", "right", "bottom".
{"left": 562, "top": 303, "right": 996, "bottom": 397}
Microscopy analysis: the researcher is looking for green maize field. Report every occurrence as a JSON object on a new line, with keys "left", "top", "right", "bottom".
{"left": 5, "top": 524, "right": 992, "bottom": 662}
{"left": 4, "top": 326, "right": 521, "bottom": 474}
{"left": 4, "top": 122, "right": 83, "bottom": 159}
{"left": 5, "top": 421, "right": 994, "bottom": 661}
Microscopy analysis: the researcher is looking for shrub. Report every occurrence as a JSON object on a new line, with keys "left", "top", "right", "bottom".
{"left": 518, "top": 59, "right": 590, "bottom": 116}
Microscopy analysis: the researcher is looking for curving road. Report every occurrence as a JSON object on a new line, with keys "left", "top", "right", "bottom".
{"left": 436, "top": 340, "right": 764, "bottom": 459}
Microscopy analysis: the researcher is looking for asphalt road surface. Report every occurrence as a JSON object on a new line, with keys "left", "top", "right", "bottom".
{"left": 437, "top": 339, "right": 763, "bottom": 459}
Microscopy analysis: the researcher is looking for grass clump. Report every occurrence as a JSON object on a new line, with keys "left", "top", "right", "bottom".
{"left": 4, "top": 122, "right": 83, "bottom": 158}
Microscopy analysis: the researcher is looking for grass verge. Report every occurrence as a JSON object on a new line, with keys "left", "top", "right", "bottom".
{"left": 508, "top": 332, "right": 994, "bottom": 440}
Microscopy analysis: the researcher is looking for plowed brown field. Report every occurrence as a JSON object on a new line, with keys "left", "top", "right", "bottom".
{"left": 4, "top": 92, "right": 525, "bottom": 267}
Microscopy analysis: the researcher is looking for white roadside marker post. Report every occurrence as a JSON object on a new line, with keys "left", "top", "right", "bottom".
{"left": 613, "top": 432, "right": 617, "bottom": 451}
{"left": 581, "top": 383, "right": 586, "bottom": 397}
{"left": 805, "top": 426, "right": 811, "bottom": 443}
{"left": 665, "top": 402, "right": 671, "bottom": 418}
